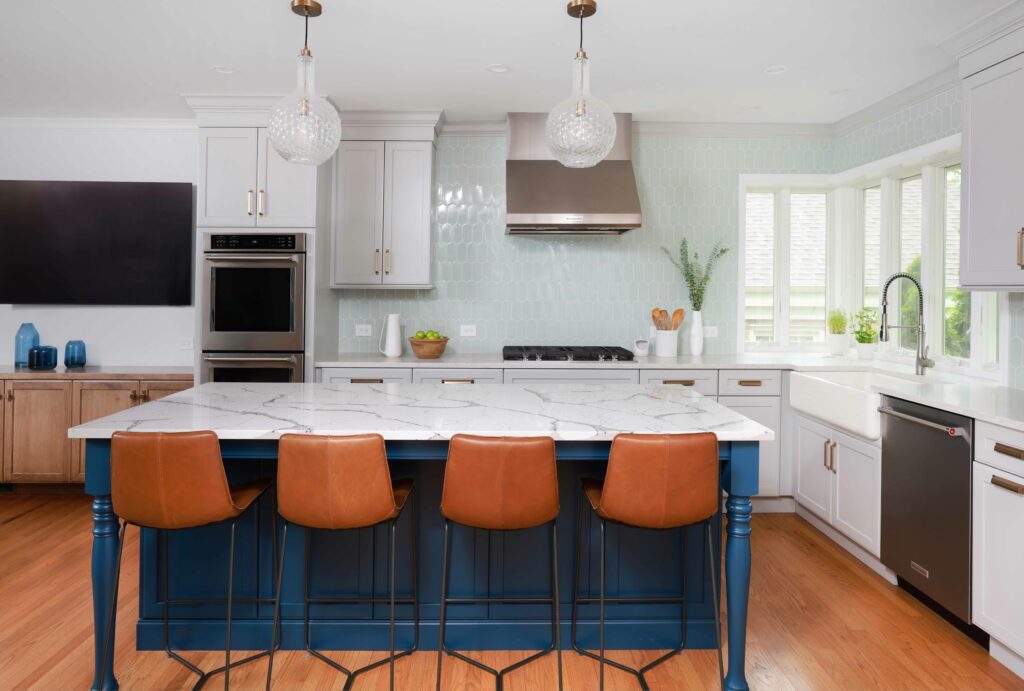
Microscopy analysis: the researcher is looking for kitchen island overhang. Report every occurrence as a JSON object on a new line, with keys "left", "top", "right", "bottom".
{"left": 72, "top": 383, "right": 771, "bottom": 691}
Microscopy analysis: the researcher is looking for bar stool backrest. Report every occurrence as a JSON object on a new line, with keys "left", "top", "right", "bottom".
{"left": 598, "top": 433, "right": 719, "bottom": 529}
{"left": 441, "top": 434, "right": 559, "bottom": 530}
{"left": 110, "top": 430, "right": 236, "bottom": 530}
{"left": 277, "top": 433, "right": 398, "bottom": 529}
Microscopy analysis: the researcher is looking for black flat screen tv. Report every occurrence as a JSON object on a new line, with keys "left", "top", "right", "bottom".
{"left": 0, "top": 180, "right": 193, "bottom": 305}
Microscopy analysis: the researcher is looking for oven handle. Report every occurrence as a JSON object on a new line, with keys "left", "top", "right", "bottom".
{"left": 205, "top": 254, "right": 301, "bottom": 263}
{"left": 202, "top": 356, "right": 298, "bottom": 363}
{"left": 878, "top": 406, "right": 970, "bottom": 442}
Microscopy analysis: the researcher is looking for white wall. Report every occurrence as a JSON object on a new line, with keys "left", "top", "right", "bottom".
{"left": 0, "top": 121, "right": 198, "bottom": 366}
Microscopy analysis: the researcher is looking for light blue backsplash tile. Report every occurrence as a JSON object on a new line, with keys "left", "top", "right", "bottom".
{"left": 337, "top": 134, "right": 831, "bottom": 354}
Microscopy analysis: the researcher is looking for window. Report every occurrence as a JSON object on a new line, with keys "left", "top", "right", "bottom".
{"left": 743, "top": 192, "right": 775, "bottom": 344}
{"left": 862, "top": 186, "right": 881, "bottom": 310}
{"left": 897, "top": 176, "right": 922, "bottom": 352}
{"left": 943, "top": 166, "right": 969, "bottom": 359}
{"left": 743, "top": 190, "right": 828, "bottom": 348}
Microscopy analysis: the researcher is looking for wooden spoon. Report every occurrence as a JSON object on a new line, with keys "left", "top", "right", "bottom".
{"left": 671, "top": 308, "right": 684, "bottom": 331}
{"left": 660, "top": 309, "right": 670, "bottom": 330}
{"left": 651, "top": 307, "right": 663, "bottom": 330}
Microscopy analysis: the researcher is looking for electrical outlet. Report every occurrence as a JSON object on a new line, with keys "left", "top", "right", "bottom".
{"left": 460, "top": 324, "right": 477, "bottom": 337}
{"left": 355, "top": 324, "right": 372, "bottom": 337}
{"left": 703, "top": 325, "right": 719, "bottom": 338}
{"left": 176, "top": 338, "right": 193, "bottom": 350}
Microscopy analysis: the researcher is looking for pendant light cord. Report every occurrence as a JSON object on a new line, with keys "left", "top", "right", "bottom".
{"left": 304, "top": 12, "right": 310, "bottom": 50}
{"left": 579, "top": 12, "right": 584, "bottom": 53}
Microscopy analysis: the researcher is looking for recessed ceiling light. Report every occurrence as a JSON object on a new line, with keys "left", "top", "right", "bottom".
{"left": 764, "top": 65, "right": 787, "bottom": 76}
{"left": 830, "top": 88, "right": 852, "bottom": 96}
{"left": 211, "top": 65, "right": 236, "bottom": 75}
{"left": 487, "top": 64, "right": 511, "bottom": 74}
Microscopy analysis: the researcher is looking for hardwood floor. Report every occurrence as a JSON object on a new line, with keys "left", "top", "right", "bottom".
{"left": 0, "top": 495, "right": 1018, "bottom": 690}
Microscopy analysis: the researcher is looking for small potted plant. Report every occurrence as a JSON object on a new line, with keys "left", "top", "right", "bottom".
{"left": 852, "top": 307, "right": 879, "bottom": 359}
{"left": 826, "top": 309, "right": 849, "bottom": 357}
{"left": 662, "top": 238, "right": 729, "bottom": 357}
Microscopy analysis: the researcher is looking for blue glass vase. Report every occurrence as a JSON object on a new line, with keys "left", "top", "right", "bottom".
{"left": 15, "top": 323, "right": 39, "bottom": 368}
{"left": 64, "top": 340, "right": 87, "bottom": 368}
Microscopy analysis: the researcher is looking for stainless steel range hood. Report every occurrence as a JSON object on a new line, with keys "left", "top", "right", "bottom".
{"left": 505, "top": 113, "right": 642, "bottom": 235}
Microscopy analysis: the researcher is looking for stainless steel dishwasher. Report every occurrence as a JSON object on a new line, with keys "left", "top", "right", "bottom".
{"left": 880, "top": 396, "right": 973, "bottom": 623}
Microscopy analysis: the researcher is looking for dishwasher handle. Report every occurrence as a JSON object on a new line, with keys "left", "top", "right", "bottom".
{"left": 878, "top": 406, "right": 970, "bottom": 442}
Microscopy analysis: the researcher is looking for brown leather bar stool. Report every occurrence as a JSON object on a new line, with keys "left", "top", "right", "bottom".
{"left": 266, "top": 433, "right": 418, "bottom": 691}
{"left": 99, "top": 431, "right": 276, "bottom": 691}
{"left": 571, "top": 432, "right": 725, "bottom": 691}
{"left": 436, "top": 434, "right": 563, "bottom": 691}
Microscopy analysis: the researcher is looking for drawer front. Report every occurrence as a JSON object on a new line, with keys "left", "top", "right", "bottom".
{"left": 639, "top": 369, "right": 717, "bottom": 396}
{"left": 975, "top": 421, "right": 1024, "bottom": 477}
{"left": 412, "top": 368, "right": 503, "bottom": 384}
{"left": 319, "top": 367, "right": 412, "bottom": 384}
{"left": 502, "top": 369, "right": 640, "bottom": 385}
{"left": 718, "top": 369, "right": 781, "bottom": 396}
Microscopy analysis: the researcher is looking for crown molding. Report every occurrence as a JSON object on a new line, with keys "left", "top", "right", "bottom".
{"left": 182, "top": 94, "right": 282, "bottom": 127}
{"left": 939, "top": 0, "right": 1024, "bottom": 60}
{"left": 0, "top": 117, "right": 197, "bottom": 133}
{"left": 339, "top": 110, "right": 444, "bottom": 141}
{"left": 439, "top": 121, "right": 505, "bottom": 137}
{"left": 831, "top": 66, "right": 960, "bottom": 138}
{"left": 632, "top": 121, "right": 833, "bottom": 138}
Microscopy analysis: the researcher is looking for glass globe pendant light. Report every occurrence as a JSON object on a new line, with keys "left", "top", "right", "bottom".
{"left": 267, "top": 0, "right": 341, "bottom": 166}
{"left": 545, "top": 0, "right": 616, "bottom": 168}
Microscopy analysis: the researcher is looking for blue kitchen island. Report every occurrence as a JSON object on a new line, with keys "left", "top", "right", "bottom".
{"left": 70, "top": 382, "right": 771, "bottom": 690}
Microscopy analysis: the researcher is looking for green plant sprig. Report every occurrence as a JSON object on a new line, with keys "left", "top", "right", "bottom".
{"left": 827, "top": 309, "right": 848, "bottom": 335}
{"left": 852, "top": 307, "right": 878, "bottom": 344}
{"left": 662, "top": 239, "right": 729, "bottom": 312}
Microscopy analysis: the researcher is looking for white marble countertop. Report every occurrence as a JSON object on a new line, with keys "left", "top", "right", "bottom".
{"left": 67, "top": 382, "right": 774, "bottom": 442}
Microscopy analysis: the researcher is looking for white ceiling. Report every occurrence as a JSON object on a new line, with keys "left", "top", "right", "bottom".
{"left": 0, "top": 0, "right": 1011, "bottom": 124}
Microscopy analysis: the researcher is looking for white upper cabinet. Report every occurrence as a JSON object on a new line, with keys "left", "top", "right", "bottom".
{"left": 197, "top": 127, "right": 316, "bottom": 228}
{"left": 331, "top": 138, "right": 434, "bottom": 289}
{"left": 960, "top": 42, "right": 1024, "bottom": 288}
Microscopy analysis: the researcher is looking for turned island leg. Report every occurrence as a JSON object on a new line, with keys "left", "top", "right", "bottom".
{"left": 91, "top": 494, "right": 120, "bottom": 691}
{"left": 723, "top": 441, "right": 758, "bottom": 691}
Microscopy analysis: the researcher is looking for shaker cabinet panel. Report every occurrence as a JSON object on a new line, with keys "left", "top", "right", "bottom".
{"left": 382, "top": 141, "right": 433, "bottom": 287}
{"left": 3, "top": 381, "right": 73, "bottom": 483}
{"left": 140, "top": 380, "right": 193, "bottom": 402}
{"left": 198, "top": 128, "right": 259, "bottom": 227}
{"left": 257, "top": 129, "right": 317, "bottom": 228}
{"left": 795, "top": 415, "right": 833, "bottom": 522}
{"left": 332, "top": 141, "right": 386, "bottom": 286}
{"left": 831, "top": 430, "right": 881, "bottom": 556}
{"left": 719, "top": 396, "right": 780, "bottom": 497}
{"left": 71, "top": 381, "right": 139, "bottom": 482}
{"left": 961, "top": 51, "right": 1024, "bottom": 289}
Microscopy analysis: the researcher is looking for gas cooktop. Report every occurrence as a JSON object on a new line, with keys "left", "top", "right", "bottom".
{"left": 502, "top": 346, "right": 635, "bottom": 362}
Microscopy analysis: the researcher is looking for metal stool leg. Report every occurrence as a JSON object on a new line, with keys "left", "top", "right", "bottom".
{"left": 599, "top": 518, "right": 606, "bottom": 691}
{"left": 706, "top": 520, "right": 725, "bottom": 691}
{"left": 303, "top": 527, "right": 354, "bottom": 682}
{"left": 551, "top": 522, "right": 563, "bottom": 691}
{"left": 571, "top": 491, "right": 584, "bottom": 656}
{"left": 266, "top": 521, "right": 289, "bottom": 691}
{"left": 224, "top": 518, "right": 237, "bottom": 689}
{"left": 389, "top": 517, "right": 397, "bottom": 691}
{"left": 435, "top": 519, "right": 451, "bottom": 691}
{"left": 98, "top": 520, "right": 127, "bottom": 691}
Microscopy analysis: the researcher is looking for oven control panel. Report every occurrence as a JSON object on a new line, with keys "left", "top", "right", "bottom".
{"left": 207, "top": 234, "right": 304, "bottom": 251}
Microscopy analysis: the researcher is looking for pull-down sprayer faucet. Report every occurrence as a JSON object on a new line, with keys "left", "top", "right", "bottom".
{"left": 879, "top": 272, "right": 934, "bottom": 376}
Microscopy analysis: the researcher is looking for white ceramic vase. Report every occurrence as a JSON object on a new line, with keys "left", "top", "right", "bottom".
{"left": 655, "top": 330, "right": 679, "bottom": 357}
{"left": 827, "top": 333, "right": 849, "bottom": 356}
{"left": 690, "top": 310, "right": 704, "bottom": 356}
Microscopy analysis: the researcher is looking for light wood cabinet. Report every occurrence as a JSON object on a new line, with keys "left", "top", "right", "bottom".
{"left": 972, "top": 461, "right": 1024, "bottom": 656}
{"left": 197, "top": 127, "right": 316, "bottom": 228}
{"left": 71, "top": 381, "right": 140, "bottom": 482}
{"left": 331, "top": 140, "right": 434, "bottom": 288}
{"left": 140, "top": 380, "right": 193, "bottom": 402}
{"left": 3, "top": 381, "right": 73, "bottom": 483}
{"left": 960, "top": 49, "right": 1024, "bottom": 289}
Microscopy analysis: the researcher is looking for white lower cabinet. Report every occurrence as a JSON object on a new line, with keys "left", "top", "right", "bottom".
{"left": 795, "top": 413, "right": 881, "bottom": 555}
{"left": 972, "top": 461, "right": 1024, "bottom": 656}
{"left": 319, "top": 367, "right": 413, "bottom": 384}
{"left": 502, "top": 369, "right": 640, "bottom": 385}
{"left": 719, "top": 396, "right": 780, "bottom": 497}
{"left": 412, "top": 368, "right": 503, "bottom": 384}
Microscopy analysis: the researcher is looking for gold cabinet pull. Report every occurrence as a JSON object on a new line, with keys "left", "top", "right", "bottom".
{"left": 257, "top": 189, "right": 265, "bottom": 216}
{"left": 141, "top": 390, "right": 150, "bottom": 403}
{"left": 385, "top": 248, "right": 391, "bottom": 275}
{"left": 994, "top": 442, "right": 1024, "bottom": 460}
{"left": 246, "top": 190, "right": 254, "bottom": 216}
{"left": 350, "top": 378, "right": 383, "bottom": 384}
{"left": 441, "top": 379, "right": 475, "bottom": 384}
{"left": 5, "top": 389, "right": 12, "bottom": 402}
{"left": 664, "top": 379, "right": 696, "bottom": 386}
{"left": 374, "top": 248, "right": 381, "bottom": 276}
{"left": 1017, "top": 228, "right": 1024, "bottom": 269}
{"left": 823, "top": 439, "right": 830, "bottom": 469}
{"left": 129, "top": 390, "right": 139, "bottom": 403}
{"left": 830, "top": 441, "right": 837, "bottom": 473}
{"left": 992, "top": 475, "right": 1024, "bottom": 495}
{"left": 738, "top": 380, "right": 763, "bottom": 387}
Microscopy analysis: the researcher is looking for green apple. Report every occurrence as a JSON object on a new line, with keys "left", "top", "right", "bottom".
{"left": 414, "top": 330, "right": 426, "bottom": 339}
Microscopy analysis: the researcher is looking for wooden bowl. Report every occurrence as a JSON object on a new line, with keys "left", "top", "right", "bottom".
{"left": 408, "top": 336, "right": 449, "bottom": 359}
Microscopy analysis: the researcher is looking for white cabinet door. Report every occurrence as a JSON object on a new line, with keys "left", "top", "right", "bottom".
{"left": 972, "top": 462, "right": 1024, "bottom": 655}
{"left": 383, "top": 141, "right": 433, "bottom": 287}
{"left": 502, "top": 369, "right": 640, "bottom": 385}
{"left": 961, "top": 52, "right": 1024, "bottom": 289}
{"left": 320, "top": 367, "right": 412, "bottom": 384}
{"left": 795, "top": 415, "right": 833, "bottom": 522}
{"left": 412, "top": 368, "right": 503, "bottom": 384}
{"left": 831, "top": 430, "right": 882, "bottom": 556}
{"left": 719, "top": 396, "right": 780, "bottom": 497}
{"left": 639, "top": 369, "right": 718, "bottom": 396}
{"left": 332, "top": 141, "right": 386, "bottom": 286}
{"left": 198, "top": 128, "right": 258, "bottom": 227}
{"left": 257, "top": 129, "right": 317, "bottom": 228}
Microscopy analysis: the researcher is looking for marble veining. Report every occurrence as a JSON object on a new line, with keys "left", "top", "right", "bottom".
{"left": 67, "top": 382, "right": 773, "bottom": 442}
